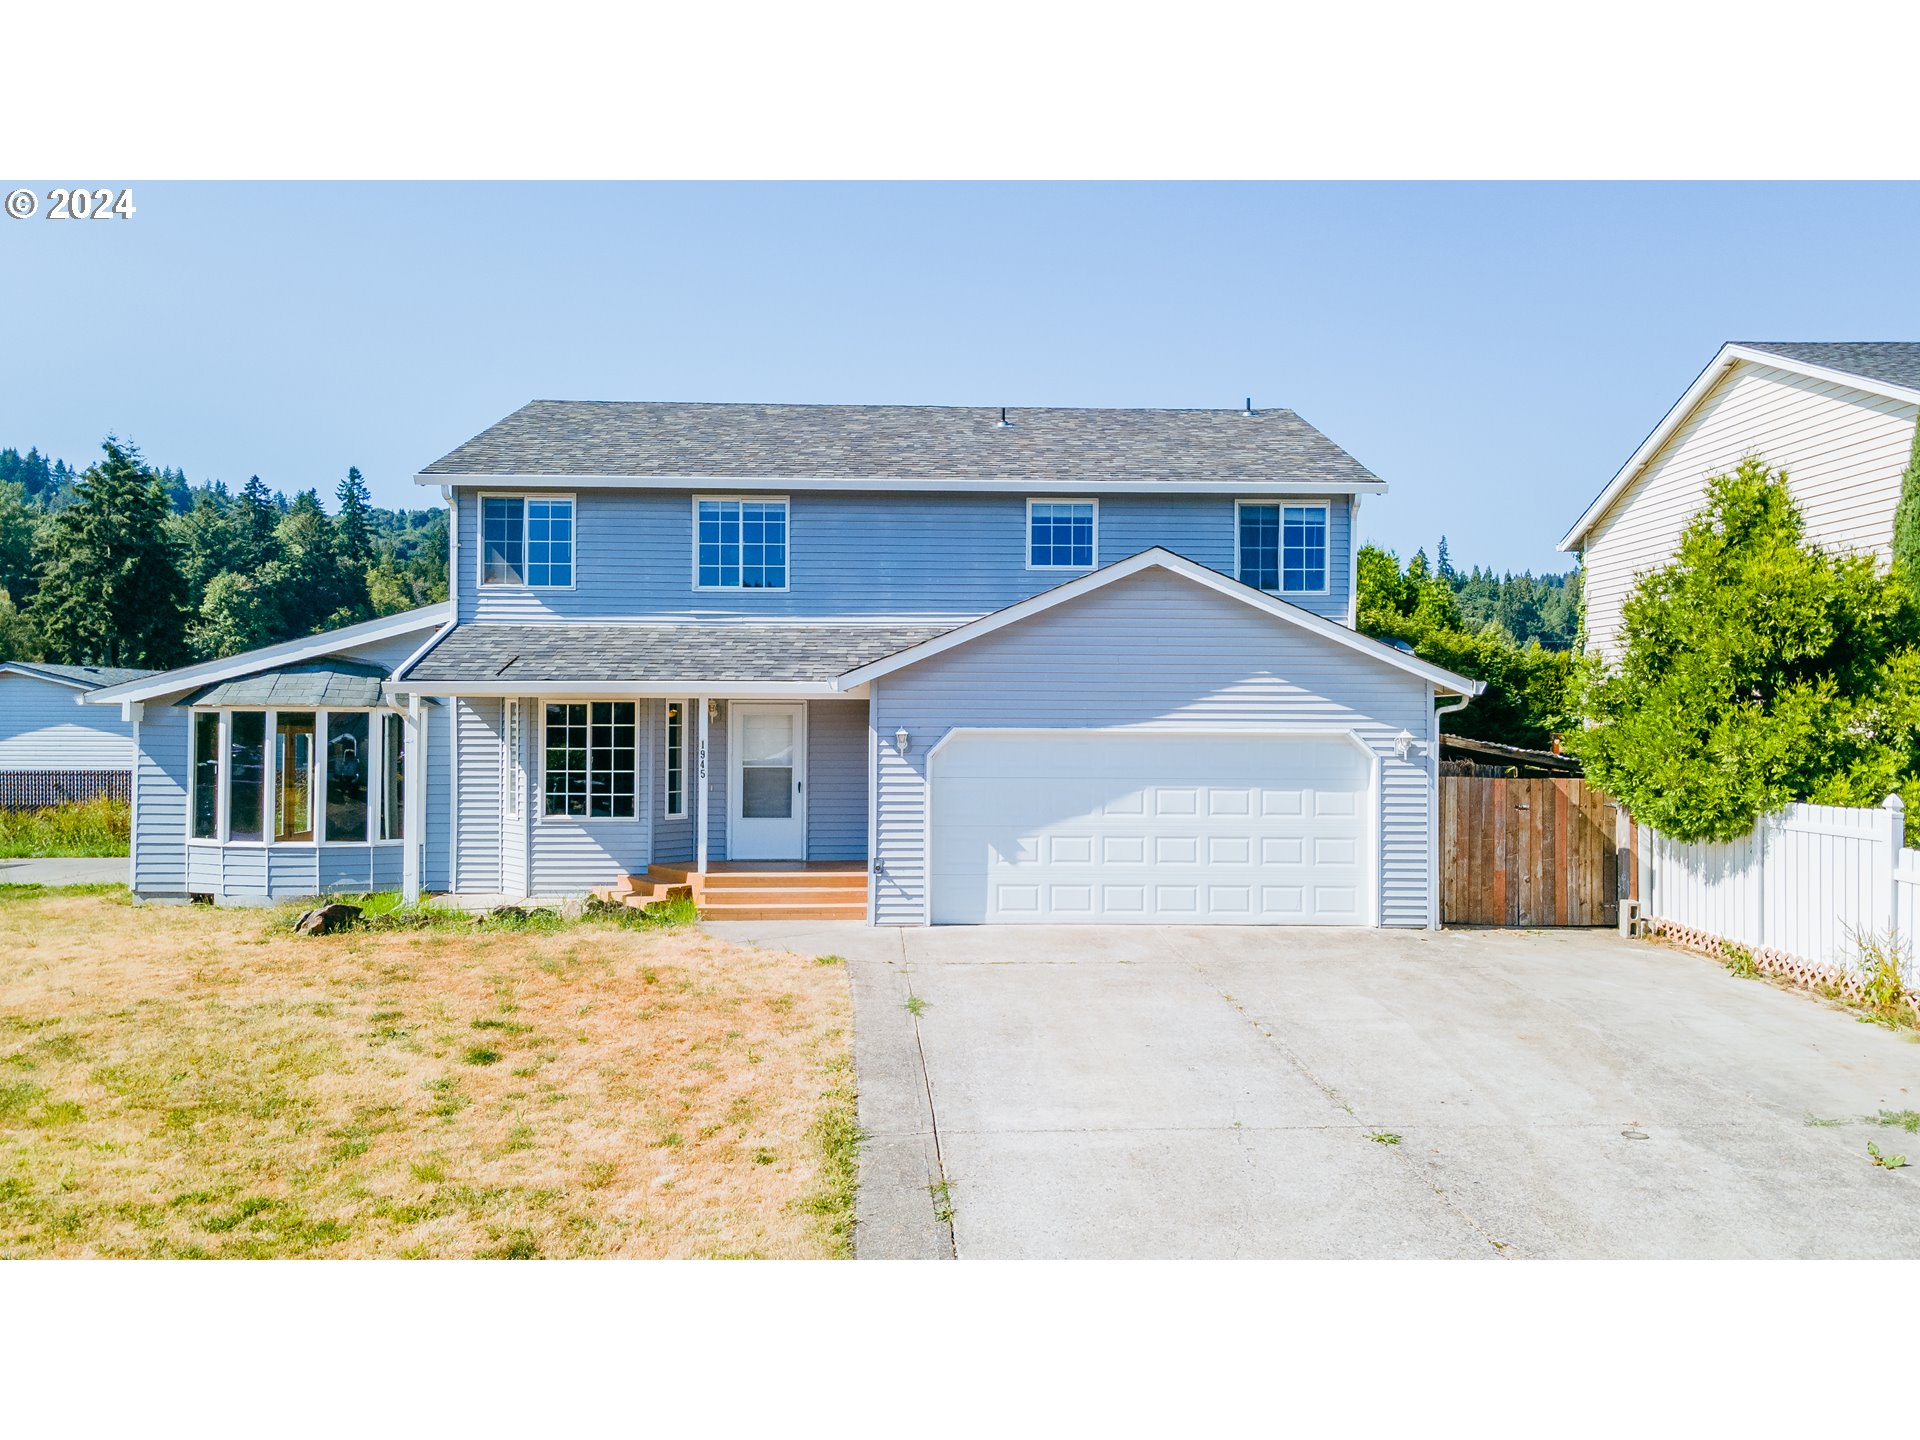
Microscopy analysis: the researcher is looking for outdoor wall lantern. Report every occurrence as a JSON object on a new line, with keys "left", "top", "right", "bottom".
{"left": 1394, "top": 730, "right": 1418, "bottom": 761}
{"left": 894, "top": 727, "right": 912, "bottom": 756}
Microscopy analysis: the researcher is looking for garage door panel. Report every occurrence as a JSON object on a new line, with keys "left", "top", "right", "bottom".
{"left": 930, "top": 732, "right": 1374, "bottom": 926}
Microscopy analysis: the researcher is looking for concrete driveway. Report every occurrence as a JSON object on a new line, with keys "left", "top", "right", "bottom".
{"left": 701, "top": 921, "right": 1920, "bottom": 1259}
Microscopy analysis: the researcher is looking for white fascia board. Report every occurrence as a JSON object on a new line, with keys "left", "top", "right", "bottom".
{"left": 417, "top": 471, "right": 1390, "bottom": 497}
{"left": 80, "top": 603, "right": 454, "bottom": 706}
{"left": 1558, "top": 344, "right": 1920, "bottom": 552}
{"left": 0, "top": 665, "right": 94, "bottom": 693}
{"left": 834, "top": 547, "right": 1484, "bottom": 696}
{"left": 386, "top": 679, "right": 849, "bottom": 700}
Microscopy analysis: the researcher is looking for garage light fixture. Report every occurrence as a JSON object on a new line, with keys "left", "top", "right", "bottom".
{"left": 1394, "top": 730, "right": 1419, "bottom": 760}
{"left": 894, "top": 726, "right": 912, "bottom": 756}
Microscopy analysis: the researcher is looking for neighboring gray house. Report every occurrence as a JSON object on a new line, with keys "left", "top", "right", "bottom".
{"left": 0, "top": 662, "right": 156, "bottom": 809}
{"left": 85, "top": 402, "right": 1481, "bottom": 926}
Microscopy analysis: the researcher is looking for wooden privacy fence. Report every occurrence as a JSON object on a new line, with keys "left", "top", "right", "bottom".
{"left": 1440, "top": 777, "right": 1623, "bottom": 927}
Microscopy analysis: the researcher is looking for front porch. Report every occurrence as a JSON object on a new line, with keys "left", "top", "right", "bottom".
{"left": 593, "top": 859, "right": 868, "bottom": 921}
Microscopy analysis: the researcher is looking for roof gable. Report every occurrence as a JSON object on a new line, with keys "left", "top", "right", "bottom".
{"left": 836, "top": 548, "right": 1484, "bottom": 696}
{"left": 1561, "top": 341, "right": 1920, "bottom": 551}
{"left": 417, "top": 401, "right": 1388, "bottom": 493}
{"left": 0, "top": 662, "right": 157, "bottom": 691}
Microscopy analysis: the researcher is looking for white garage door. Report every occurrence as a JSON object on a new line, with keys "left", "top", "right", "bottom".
{"left": 929, "top": 731, "right": 1374, "bottom": 925}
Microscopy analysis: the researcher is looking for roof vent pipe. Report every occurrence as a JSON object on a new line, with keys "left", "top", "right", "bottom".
{"left": 1243, "top": 397, "right": 1254, "bottom": 416}
{"left": 996, "top": 407, "right": 1013, "bottom": 428}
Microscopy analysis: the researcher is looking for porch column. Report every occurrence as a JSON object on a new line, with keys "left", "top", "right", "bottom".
{"left": 402, "top": 696, "right": 425, "bottom": 905}
{"left": 696, "top": 696, "right": 711, "bottom": 874}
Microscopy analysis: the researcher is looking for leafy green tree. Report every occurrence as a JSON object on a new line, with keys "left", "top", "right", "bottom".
{"left": 1358, "top": 543, "right": 1574, "bottom": 748}
{"left": 170, "top": 487, "right": 242, "bottom": 615}
{"left": 1892, "top": 422, "right": 1920, "bottom": 579}
{"left": 29, "top": 438, "right": 188, "bottom": 667}
{"left": 0, "top": 480, "right": 40, "bottom": 605}
{"left": 0, "top": 587, "right": 39, "bottom": 660}
{"left": 1572, "top": 459, "right": 1920, "bottom": 841}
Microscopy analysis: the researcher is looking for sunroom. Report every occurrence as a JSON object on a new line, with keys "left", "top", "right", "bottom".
{"left": 180, "top": 659, "right": 413, "bottom": 897}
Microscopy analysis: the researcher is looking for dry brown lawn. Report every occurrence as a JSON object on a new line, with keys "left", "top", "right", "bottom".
{"left": 0, "top": 887, "right": 854, "bottom": 1258}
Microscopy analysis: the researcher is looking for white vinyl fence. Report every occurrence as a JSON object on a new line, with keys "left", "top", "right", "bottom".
{"left": 1639, "top": 796, "right": 1918, "bottom": 987}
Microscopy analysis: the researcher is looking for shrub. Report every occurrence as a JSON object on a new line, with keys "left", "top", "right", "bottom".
{"left": 0, "top": 797, "right": 130, "bottom": 858}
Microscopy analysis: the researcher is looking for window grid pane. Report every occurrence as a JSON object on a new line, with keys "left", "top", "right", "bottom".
{"left": 1030, "top": 502, "right": 1095, "bottom": 568}
{"left": 1239, "top": 505, "right": 1280, "bottom": 591}
{"left": 1282, "top": 506, "right": 1328, "bottom": 592}
{"left": 664, "top": 702, "right": 685, "bottom": 817}
{"left": 483, "top": 497, "right": 525, "bottom": 585}
{"left": 525, "top": 499, "right": 573, "bottom": 587}
{"left": 544, "top": 702, "right": 635, "bottom": 818}
{"left": 698, "top": 499, "right": 787, "bottom": 588}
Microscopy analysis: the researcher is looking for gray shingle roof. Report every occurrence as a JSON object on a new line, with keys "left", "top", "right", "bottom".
{"left": 418, "top": 401, "right": 1384, "bottom": 488}
{"left": 402, "top": 623, "right": 955, "bottom": 685}
{"left": 1735, "top": 342, "right": 1920, "bottom": 394}
{"left": 186, "top": 658, "right": 392, "bottom": 707}
{"left": 0, "top": 661, "right": 158, "bottom": 690}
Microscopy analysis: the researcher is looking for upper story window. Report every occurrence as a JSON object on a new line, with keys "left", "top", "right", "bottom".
{"left": 1238, "top": 502, "right": 1329, "bottom": 594}
{"left": 1028, "top": 499, "right": 1097, "bottom": 570}
{"left": 696, "top": 497, "right": 788, "bottom": 590}
{"left": 482, "top": 495, "right": 574, "bottom": 587}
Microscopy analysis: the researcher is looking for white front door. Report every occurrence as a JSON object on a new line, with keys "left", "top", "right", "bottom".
{"left": 728, "top": 702, "right": 807, "bottom": 860}
{"left": 929, "top": 731, "right": 1375, "bottom": 924}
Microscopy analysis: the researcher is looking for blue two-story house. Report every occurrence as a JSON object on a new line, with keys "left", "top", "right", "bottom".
{"left": 87, "top": 402, "right": 1479, "bottom": 927}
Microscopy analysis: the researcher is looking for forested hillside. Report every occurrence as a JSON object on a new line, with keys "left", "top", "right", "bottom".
{"left": 0, "top": 438, "right": 447, "bottom": 667}
{"left": 1433, "top": 536, "right": 1580, "bottom": 651}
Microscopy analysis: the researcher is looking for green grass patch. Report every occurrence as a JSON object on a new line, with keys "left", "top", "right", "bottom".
{"left": 0, "top": 798, "right": 130, "bottom": 858}
{"left": 0, "top": 882, "right": 128, "bottom": 906}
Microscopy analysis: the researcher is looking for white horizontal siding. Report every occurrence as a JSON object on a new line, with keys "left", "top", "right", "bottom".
{"left": 133, "top": 705, "right": 189, "bottom": 895}
{"left": 455, "top": 698, "right": 504, "bottom": 894}
{"left": 869, "top": 568, "right": 1434, "bottom": 926}
{"left": 1584, "top": 362, "right": 1918, "bottom": 657}
{"left": 0, "top": 674, "right": 134, "bottom": 770}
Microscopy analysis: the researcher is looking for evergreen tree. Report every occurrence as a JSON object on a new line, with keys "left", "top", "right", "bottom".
{"left": 335, "top": 466, "right": 374, "bottom": 568}
{"left": 1436, "top": 535, "right": 1455, "bottom": 581}
{"left": 1891, "top": 422, "right": 1920, "bottom": 579}
{"left": 234, "top": 474, "right": 281, "bottom": 572}
{"left": 169, "top": 488, "right": 241, "bottom": 615}
{"left": 29, "top": 438, "right": 188, "bottom": 666}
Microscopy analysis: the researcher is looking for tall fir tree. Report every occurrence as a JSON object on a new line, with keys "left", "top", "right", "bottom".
{"left": 234, "top": 474, "right": 281, "bottom": 572}
{"left": 335, "top": 466, "right": 374, "bottom": 568}
{"left": 1891, "top": 422, "right": 1920, "bottom": 579}
{"left": 29, "top": 438, "right": 188, "bottom": 667}
{"left": 0, "top": 479, "right": 39, "bottom": 606}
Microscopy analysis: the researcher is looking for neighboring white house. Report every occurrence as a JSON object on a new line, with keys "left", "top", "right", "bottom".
{"left": 0, "top": 661, "right": 156, "bottom": 809}
{"left": 1560, "top": 341, "right": 1920, "bottom": 659}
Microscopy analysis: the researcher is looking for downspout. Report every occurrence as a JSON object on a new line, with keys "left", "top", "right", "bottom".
{"left": 1346, "top": 494, "right": 1362, "bottom": 629}
{"left": 1428, "top": 690, "right": 1474, "bottom": 930}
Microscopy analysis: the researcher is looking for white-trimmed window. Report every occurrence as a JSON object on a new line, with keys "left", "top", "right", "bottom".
{"left": 543, "top": 702, "right": 637, "bottom": 819}
{"left": 1238, "top": 501, "right": 1329, "bottom": 594}
{"left": 482, "top": 495, "right": 574, "bottom": 587}
{"left": 187, "top": 708, "right": 402, "bottom": 845}
{"left": 663, "top": 700, "right": 687, "bottom": 818}
{"left": 695, "top": 497, "right": 788, "bottom": 589}
{"left": 1027, "top": 499, "right": 1097, "bottom": 569}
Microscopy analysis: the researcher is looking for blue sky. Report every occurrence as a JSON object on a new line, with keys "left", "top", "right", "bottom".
{"left": 6, "top": 181, "right": 1920, "bottom": 572}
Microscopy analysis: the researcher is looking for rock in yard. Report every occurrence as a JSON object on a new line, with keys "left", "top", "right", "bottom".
{"left": 294, "top": 902, "right": 363, "bottom": 936}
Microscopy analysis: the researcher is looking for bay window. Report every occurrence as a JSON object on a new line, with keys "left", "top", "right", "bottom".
{"left": 187, "top": 708, "right": 406, "bottom": 845}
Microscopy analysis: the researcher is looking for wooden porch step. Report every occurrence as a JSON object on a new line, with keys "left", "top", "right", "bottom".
{"left": 699, "top": 900, "right": 868, "bottom": 921}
